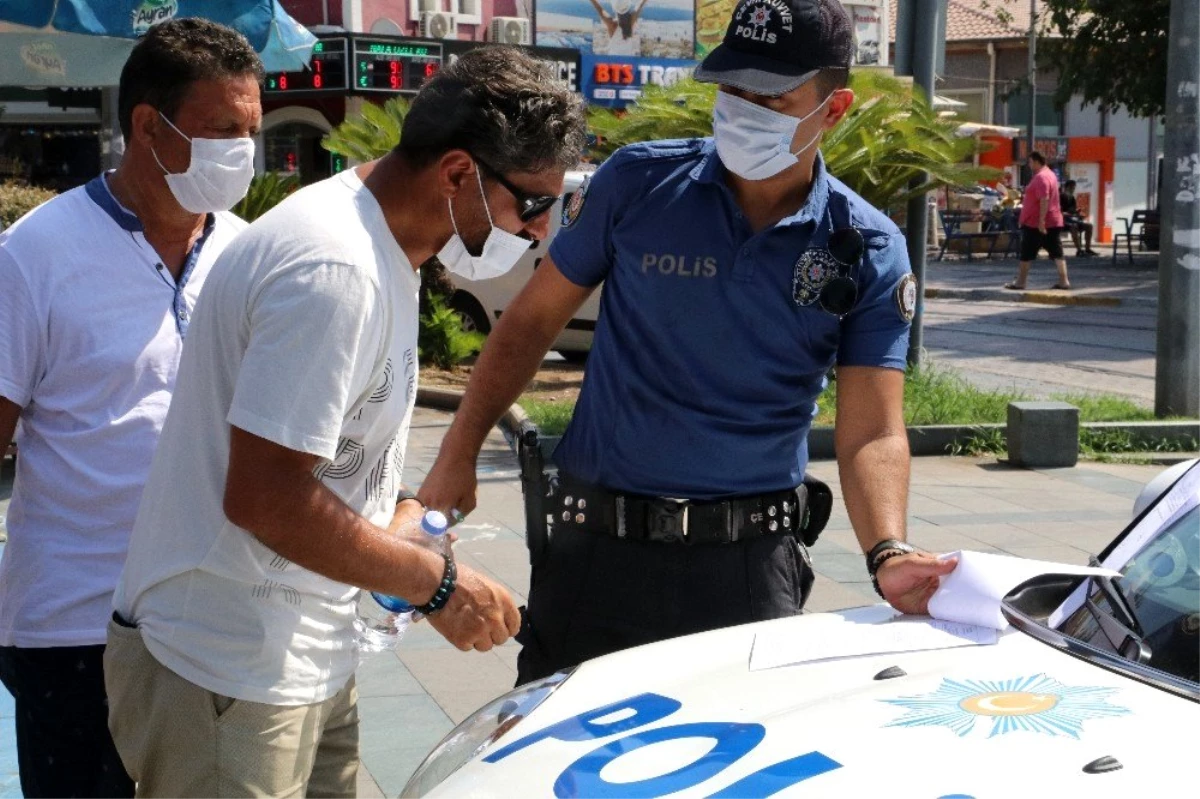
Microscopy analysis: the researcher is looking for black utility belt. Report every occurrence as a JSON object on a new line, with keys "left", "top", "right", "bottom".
{"left": 551, "top": 478, "right": 813, "bottom": 546}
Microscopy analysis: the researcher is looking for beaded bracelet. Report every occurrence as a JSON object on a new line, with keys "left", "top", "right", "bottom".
{"left": 416, "top": 555, "right": 457, "bottom": 615}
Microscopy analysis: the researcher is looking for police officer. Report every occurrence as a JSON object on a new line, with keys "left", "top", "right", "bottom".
{"left": 421, "top": 0, "right": 957, "bottom": 684}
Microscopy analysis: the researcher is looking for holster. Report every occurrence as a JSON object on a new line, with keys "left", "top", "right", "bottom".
{"left": 798, "top": 473, "right": 833, "bottom": 547}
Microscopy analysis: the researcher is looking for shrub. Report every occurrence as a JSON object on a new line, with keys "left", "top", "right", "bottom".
{"left": 0, "top": 181, "right": 57, "bottom": 229}
{"left": 418, "top": 292, "right": 486, "bottom": 370}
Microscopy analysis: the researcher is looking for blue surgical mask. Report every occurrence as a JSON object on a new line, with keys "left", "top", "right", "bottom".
{"left": 713, "top": 90, "right": 832, "bottom": 181}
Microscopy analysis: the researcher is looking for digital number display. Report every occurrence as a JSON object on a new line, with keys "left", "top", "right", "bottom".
{"left": 264, "top": 38, "right": 348, "bottom": 94}
{"left": 353, "top": 38, "right": 441, "bottom": 94}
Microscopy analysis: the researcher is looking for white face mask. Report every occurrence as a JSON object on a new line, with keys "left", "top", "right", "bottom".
{"left": 436, "top": 165, "right": 530, "bottom": 281}
{"left": 713, "top": 90, "right": 832, "bottom": 181}
{"left": 153, "top": 112, "right": 256, "bottom": 213}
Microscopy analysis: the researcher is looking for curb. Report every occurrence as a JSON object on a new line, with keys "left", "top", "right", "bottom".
{"left": 415, "top": 387, "right": 1199, "bottom": 462}
{"left": 924, "top": 287, "right": 1154, "bottom": 308}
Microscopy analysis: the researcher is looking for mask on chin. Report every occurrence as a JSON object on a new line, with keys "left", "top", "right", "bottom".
{"left": 712, "top": 90, "right": 832, "bottom": 181}
{"left": 436, "top": 164, "right": 530, "bottom": 281}
{"left": 152, "top": 112, "right": 255, "bottom": 213}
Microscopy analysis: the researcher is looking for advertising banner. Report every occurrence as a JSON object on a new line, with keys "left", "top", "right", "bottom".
{"left": 696, "top": 0, "right": 888, "bottom": 64}
{"left": 581, "top": 53, "right": 695, "bottom": 106}
{"left": 442, "top": 39, "right": 582, "bottom": 93}
{"left": 536, "top": 0, "right": 694, "bottom": 59}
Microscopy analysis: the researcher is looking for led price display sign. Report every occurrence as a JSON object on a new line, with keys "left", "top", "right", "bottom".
{"left": 353, "top": 38, "right": 442, "bottom": 94}
{"left": 263, "top": 37, "right": 348, "bottom": 94}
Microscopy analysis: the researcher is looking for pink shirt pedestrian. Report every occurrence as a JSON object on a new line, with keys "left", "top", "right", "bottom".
{"left": 1019, "top": 166, "right": 1064, "bottom": 228}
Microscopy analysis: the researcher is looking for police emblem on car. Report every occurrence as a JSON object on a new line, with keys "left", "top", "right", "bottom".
{"left": 792, "top": 248, "right": 838, "bottom": 306}
{"left": 561, "top": 176, "right": 589, "bottom": 228}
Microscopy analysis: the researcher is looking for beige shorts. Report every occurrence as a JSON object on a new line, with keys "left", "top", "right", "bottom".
{"left": 104, "top": 617, "right": 359, "bottom": 798}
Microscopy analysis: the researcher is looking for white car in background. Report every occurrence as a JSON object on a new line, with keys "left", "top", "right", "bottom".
{"left": 449, "top": 170, "right": 599, "bottom": 362}
{"left": 402, "top": 460, "right": 1200, "bottom": 798}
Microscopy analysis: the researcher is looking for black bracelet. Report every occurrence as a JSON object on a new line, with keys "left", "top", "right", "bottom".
{"left": 416, "top": 555, "right": 457, "bottom": 615}
{"left": 396, "top": 488, "right": 422, "bottom": 507}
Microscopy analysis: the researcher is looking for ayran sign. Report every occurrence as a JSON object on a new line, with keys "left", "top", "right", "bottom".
{"left": 20, "top": 40, "right": 66, "bottom": 77}
{"left": 131, "top": 0, "right": 179, "bottom": 35}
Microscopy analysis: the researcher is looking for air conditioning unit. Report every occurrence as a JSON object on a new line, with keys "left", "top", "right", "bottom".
{"left": 420, "top": 11, "right": 457, "bottom": 39}
{"left": 490, "top": 16, "right": 531, "bottom": 45}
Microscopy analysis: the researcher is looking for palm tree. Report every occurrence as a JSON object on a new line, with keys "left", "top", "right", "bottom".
{"left": 321, "top": 96, "right": 410, "bottom": 163}
{"left": 586, "top": 71, "right": 998, "bottom": 210}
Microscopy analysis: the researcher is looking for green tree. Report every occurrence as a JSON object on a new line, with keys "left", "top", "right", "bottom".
{"left": 587, "top": 72, "right": 997, "bottom": 210}
{"left": 1039, "top": 0, "right": 1169, "bottom": 118}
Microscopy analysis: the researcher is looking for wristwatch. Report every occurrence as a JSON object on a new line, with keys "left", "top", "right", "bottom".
{"left": 866, "top": 539, "right": 916, "bottom": 599}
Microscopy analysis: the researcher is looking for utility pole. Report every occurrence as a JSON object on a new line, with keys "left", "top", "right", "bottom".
{"left": 1026, "top": 0, "right": 1037, "bottom": 158}
{"left": 1156, "top": 0, "right": 1200, "bottom": 417}
{"left": 896, "top": 0, "right": 945, "bottom": 368}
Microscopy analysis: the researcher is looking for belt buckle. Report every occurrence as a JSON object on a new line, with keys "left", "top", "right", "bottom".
{"left": 649, "top": 498, "right": 690, "bottom": 544}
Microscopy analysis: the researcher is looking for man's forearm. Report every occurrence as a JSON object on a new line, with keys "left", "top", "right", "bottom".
{"left": 1039, "top": 197, "right": 1048, "bottom": 226}
{"left": 836, "top": 431, "right": 910, "bottom": 553}
{"left": 227, "top": 472, "right": 443, "bottom": 604}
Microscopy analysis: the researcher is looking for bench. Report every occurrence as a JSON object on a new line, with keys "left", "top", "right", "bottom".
{"left": 1112, "top": 209, "right": 1159, "bottom": 263}
{"left": 936, "top": 209, "right": 1003, "bottom": 262}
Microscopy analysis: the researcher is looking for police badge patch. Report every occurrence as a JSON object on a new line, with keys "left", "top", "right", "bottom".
{"left": 792, "top": 249, "right": 839, "bottom": 306}
{"left": 561, "top": 176, "right": 589, "bottom": 228}
{"left": 895, "top": 274, "right": 918, "bottom": 321}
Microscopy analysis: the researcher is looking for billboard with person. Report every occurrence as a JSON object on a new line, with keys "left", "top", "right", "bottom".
{"left": 535, "top": 0, "right": 694, "bottom": 59}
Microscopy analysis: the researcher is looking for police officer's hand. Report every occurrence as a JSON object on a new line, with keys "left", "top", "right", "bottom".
{"left": 419, "top": 455, "right": 478, "bottom": 519}
{"left": 877, "top": 552, "right": 958, "bottom": 616}
{"left": 427, "top": 564, "right": 521, "bottom": 652}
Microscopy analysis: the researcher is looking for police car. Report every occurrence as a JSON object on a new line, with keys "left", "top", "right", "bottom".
{"left": 448, "top": 170, "right": 599, "bottom": 362}
{"left": 402, "top": 460, "right": 1199, "bottom": 798}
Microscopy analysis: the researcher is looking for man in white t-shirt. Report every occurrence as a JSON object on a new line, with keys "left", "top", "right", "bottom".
{"left": 106, "top": 46, "right": 588, "bottom": 797}
{"left": 0, "top": 19, "right": 262, "bottom": 799}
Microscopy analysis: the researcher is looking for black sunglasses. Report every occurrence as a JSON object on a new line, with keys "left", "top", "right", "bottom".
{"left": 472, "top": 155, "right": 559, "bottom": 223}
{"left": 818, "top": 227, "right": 865, "bottom": 317}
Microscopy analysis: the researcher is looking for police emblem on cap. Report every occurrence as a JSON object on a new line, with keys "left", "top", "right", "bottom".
{"left": 562, "top": 176, "right": 589, "bottom": 228}
{"left": 895, "top": 273, "right": 918, "bottom": 321}
{"left": 792, "top": 248, "right": 838, "bottom": 305}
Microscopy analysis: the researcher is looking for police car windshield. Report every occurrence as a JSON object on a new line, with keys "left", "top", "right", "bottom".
{"left": 1058, "top": 504, "right": 1199, "bottom": 684}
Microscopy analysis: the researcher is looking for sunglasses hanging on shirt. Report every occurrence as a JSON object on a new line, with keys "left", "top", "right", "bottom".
{"left": 818, "top": 226, "right": 865, "bottom": 318}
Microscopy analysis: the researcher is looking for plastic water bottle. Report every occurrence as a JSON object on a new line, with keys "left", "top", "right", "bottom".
{"left": 354, "top": 510, "right": 450, "bottom": 656}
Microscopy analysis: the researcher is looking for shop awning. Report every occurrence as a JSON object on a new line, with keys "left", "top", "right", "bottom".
{"left": 0, "top": 1, "right": 316, "bottom": 87}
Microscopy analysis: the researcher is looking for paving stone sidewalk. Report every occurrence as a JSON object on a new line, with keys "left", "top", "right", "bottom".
{"left": 922, "top": 250, "right": 1160, "bottom": 307}
{"left": 0, "top": 408, "right": 1170, "bottom": 797}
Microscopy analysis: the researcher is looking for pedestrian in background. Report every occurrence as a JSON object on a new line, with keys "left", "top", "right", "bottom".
{"left": 1060, "top": 179, "right": 1098, "bottom": 257}
{"left": 0, "top": 19, "right": 262, "bottom": 798}
{"left": 107, "top": 47, "right": 585, "bottom": 797}
{"left": 1006, "top": 150, "right": 1072, "bottom": 290}
{"left": 419, "top": 0, "right": 955, "bottom": 686}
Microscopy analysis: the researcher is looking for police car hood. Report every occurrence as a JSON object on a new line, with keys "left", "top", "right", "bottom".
{"left": 432, "top": 605, "right": 1196, "bottom": 798}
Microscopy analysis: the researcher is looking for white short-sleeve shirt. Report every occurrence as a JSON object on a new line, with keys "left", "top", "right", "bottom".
{"left": 0, "top": 176, "right": 244, "bottom": 648}
{"left": 114, "top": 169, "right": 420, "bottom": 705}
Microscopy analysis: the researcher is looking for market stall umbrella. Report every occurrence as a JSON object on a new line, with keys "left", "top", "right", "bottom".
{"left": 0, "top": 0, "right": 315, "bottom": 87}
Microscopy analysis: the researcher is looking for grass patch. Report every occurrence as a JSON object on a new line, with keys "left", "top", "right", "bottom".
{"left": 519, "top": 362, "right": 1183, "bottom": 437}
{"left": 518, "top": 397, "right": 576, "bottom": 436}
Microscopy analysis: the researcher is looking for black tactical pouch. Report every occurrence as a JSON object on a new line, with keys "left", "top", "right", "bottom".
{"left": 798, "top": 473, "right": 833, "bottom": 547}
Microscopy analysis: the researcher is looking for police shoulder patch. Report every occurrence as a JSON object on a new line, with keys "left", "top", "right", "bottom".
{"left": 792, "top": 248, "right": 838, "bottom": 306}
{"left": 561, "top": 176, "right": 590, "bottom": 228}
{"left": 895, "top": 274, "right": 918, "bottom": 322}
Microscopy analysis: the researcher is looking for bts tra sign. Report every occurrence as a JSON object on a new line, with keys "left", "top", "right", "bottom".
{"left": 583, "top": 55, "right": 696, "bottom": 108}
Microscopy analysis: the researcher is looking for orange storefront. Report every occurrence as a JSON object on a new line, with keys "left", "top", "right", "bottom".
{"left": 980, "top": 135, "right": 1117, "bottom": 244}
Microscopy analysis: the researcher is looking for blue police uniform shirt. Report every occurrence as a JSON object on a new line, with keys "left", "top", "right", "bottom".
{"left": 550, "top": 138, "right": 913, "bottom": 500}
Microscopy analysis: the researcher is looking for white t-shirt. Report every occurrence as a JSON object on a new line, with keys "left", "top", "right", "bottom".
{"left": 0, "top": 175, "right": 244, "bottom": 648}
{"left": 114, "top": 169, "right": 420, "bottom": 705}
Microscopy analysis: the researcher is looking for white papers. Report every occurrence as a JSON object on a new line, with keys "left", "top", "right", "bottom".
{"left": 929, "top": 550, "right": 1120, "bottom": 631}
{"left": 749, "top": 613, "right": 998, "bottom": 672}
